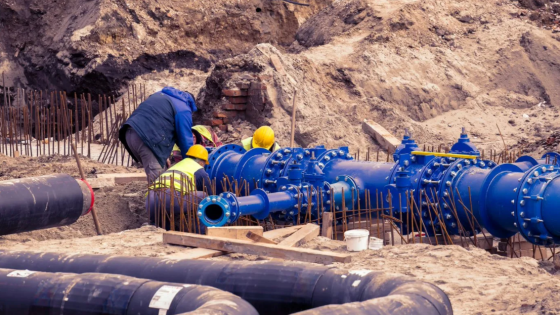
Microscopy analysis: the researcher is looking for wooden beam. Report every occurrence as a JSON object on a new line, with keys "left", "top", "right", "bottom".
{"left": 163, "top": 231, "right": 351, "bottom": 264}
{"left": 246, "top": 231, "right": 278, "bottom": 244}
{"left": 277, "top": 224, "right": 319, "bottom": 247}
{"left": 207, "top": 226, "right": 263, "bottom": 241}
{"left": 262, "top": 226, "right": 302, "bottom": 240}
{"left": 362, "top": 121, "right": 400, "bottom": 151}
{"left": 86, "top": 177, "right": 115, "bottom": 189}
{"left": 321, "top": 212, "right": 333, "bottom": 239}
{"left": 97, "top": 173, "right": 147, "bottom": 185}
{"left": 164, "top": 248, "right": 224, "bottom": 260}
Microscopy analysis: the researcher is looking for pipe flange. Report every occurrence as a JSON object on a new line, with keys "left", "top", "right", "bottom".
{"left": 206, "top": 144, "right": 246, "bottom": 177}
{"left": 438, "top": 158, "right": 494, "bottom": 235}
{"left": 233, "top": 148, "right": 269, "bottom": 192}
{"left": 261, "top": 148, "right": 300, "bottom": 192}
{"left": 316, "top": 148, "right": 353, "bottom": 169}
{"left": 516, "top": 164, "right": 560, "bottom": 246}
{"left": 333, "top": 175, "right": 360, "bottom": 192}
{"left": 198, "top": 193, "right": 240, "bottom": 227}
{"left": 248, "top": 189, "right": 272, "bottom": 220}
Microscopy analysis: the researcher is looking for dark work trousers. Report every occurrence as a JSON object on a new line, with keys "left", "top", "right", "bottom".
{"left": 125, "top": 127, "right": 166, "bottom": 184}
{"left": 146, "top": 189, "right": 207, "bottom": 233}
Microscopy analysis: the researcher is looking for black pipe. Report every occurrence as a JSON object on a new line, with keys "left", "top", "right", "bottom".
{"left": 0, "top": 268, "right": 257, "bottom": 315}
{"left": 0, "top": 251, "right": 453, "bottom": 315}
{"left": 0, "top": 174, "right": 93, "bottom": 235}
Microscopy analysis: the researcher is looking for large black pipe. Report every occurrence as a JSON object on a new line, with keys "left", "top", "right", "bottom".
{"left": 0, "top": 174, "right": 93, "bottom": 235}
{"left": 0, "top": 268, "right": 257, "bottom": 315}
{"left": 0, "top": 251, "right": 453, "bottom": 315}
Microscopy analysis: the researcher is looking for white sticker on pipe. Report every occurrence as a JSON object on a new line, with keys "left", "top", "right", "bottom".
{"left": 7, "top": 270, "right": 36, "bottom": 278}
{"left": 348, "top": 270, "right": 372, "bottom": 277}
{"left": 149, "top": 285, "right": 187, "bottom": 310}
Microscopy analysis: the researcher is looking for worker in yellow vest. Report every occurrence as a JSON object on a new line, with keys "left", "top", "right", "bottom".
{"left": 241, "top": 126, "right": 281, "bottom": 152}
{"left": 152, "top": 144, "right": 212, "bottom": 193}
{"left": 147, "top": 145, "right": 212, "bottom": 228}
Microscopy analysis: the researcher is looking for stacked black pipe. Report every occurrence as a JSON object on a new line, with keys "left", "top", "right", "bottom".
{"left": 0, "top": 268, "right": 256, "bottom": 315}
{"left": 0, "top": 251, "right": 453, "bottom": 315}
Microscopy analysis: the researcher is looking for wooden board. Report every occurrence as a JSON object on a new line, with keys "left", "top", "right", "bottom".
{"left": 86, "top": 177, "right": 116, "bottom": 189}
{"left": 262, "top": 226, "right": 302, "bottom": 240}
{"left": 164, "top": 248, "right": 224, "bottom": 260}
{"left": 362, "top": 121, "right": 400, "bottom": 151}
{"left": 97, "top": 173, "right": 147, "bottom": 185}
{"left": 321, "top": 212, "right": 333, "bottom": 239}
{"left": 246, "top": 231, "right": 278, "bottom": 244}
{"left": 207, "top": 226, "right": 263, "bottom": 241}
{"left": 163, "top": 231, "right": 351, "bottom": 264}
{"left": 278, "top": 224, "right": 320, "bottom": 247}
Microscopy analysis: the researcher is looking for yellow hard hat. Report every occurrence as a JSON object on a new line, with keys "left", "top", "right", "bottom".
{"left": 186, "top": 144, "right": 209, "bottom": 165}
{"left": 252, "top": 126, "right": 275, "bottom": 150}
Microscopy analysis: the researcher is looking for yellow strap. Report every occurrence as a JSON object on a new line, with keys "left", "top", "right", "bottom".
{"left": 411, "top": 151, "right": 477, "bottom": 159}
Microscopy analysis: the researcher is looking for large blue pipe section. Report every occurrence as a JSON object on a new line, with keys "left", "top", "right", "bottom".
{"left": 199, "top": 131, "right": 560, "bottom": 246}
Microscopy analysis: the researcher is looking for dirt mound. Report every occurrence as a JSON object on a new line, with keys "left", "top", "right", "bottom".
{"left": 0, "top": 0, "right": 332, "bottom": 96}
{"left": 193, "top": 0, "right": 560, "bottom": 152}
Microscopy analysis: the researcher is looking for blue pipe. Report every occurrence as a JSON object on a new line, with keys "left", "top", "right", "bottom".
{"left": 199, "top": 130, "right": 560, "bottom": 246}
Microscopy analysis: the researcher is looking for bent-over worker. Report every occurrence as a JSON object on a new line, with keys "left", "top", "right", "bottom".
{"left": 119, "top": 86, "right": 197, "bottom": 184}
{"left": 146, "top": 145, "right": 212, "bottom": 229}
{"left": 241, "top": 126, "right": 281, "bottom": 152}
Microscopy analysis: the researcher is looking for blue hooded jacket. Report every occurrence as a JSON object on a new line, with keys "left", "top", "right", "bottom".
{"left": 119, "top": 87, "right": 197, "bottom": 168}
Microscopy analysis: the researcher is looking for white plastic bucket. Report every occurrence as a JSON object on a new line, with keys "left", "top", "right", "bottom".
{"left": 368, "top": 237, "right": 383, "bottom": 250}
{"left": 344, "top": 229, "right": 370, "bottom": 252}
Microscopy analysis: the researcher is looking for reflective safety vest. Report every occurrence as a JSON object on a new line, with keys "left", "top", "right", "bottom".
{"left": 241, "top": 137, "right": 281, "bottom": 152}
{"left": 150, "top": 158, "right": 202, "bottom": 192}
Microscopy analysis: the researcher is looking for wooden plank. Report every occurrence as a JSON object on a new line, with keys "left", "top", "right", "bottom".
{"left": 86, "top": 177, "right": 115, "bottom": 189}
{"left": 207, "top": 226, "right": 263, "bottom": 241}
{"left": 321, "top": 212, "right": 333, "bottom": 239}
{"left": 362, "top": 121, "right": 401, "bottom": 151}
{"left": 270, "top": 54, "right": 287, "bottom": 76}
{"left": 246, "top": 231, "right": 278, "bottom": 244}
{"left": 97, "top": 173, "right": 147, "bottom": 185}
{"left": 164, "top": 248, "right": 223, "bottom": 260}
{"left": 163, "top": 231, "right": 351, "bottom": 264}
{"left": 278, "top": 224, "right": 320, "bottom": 247}
{"left": 262, "top": 226, "right": 303, "bottom": 240}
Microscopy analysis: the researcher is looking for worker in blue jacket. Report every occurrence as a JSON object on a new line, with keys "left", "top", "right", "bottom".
{"left": 119, "top": 87, "right": 196, "bottom": 184}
